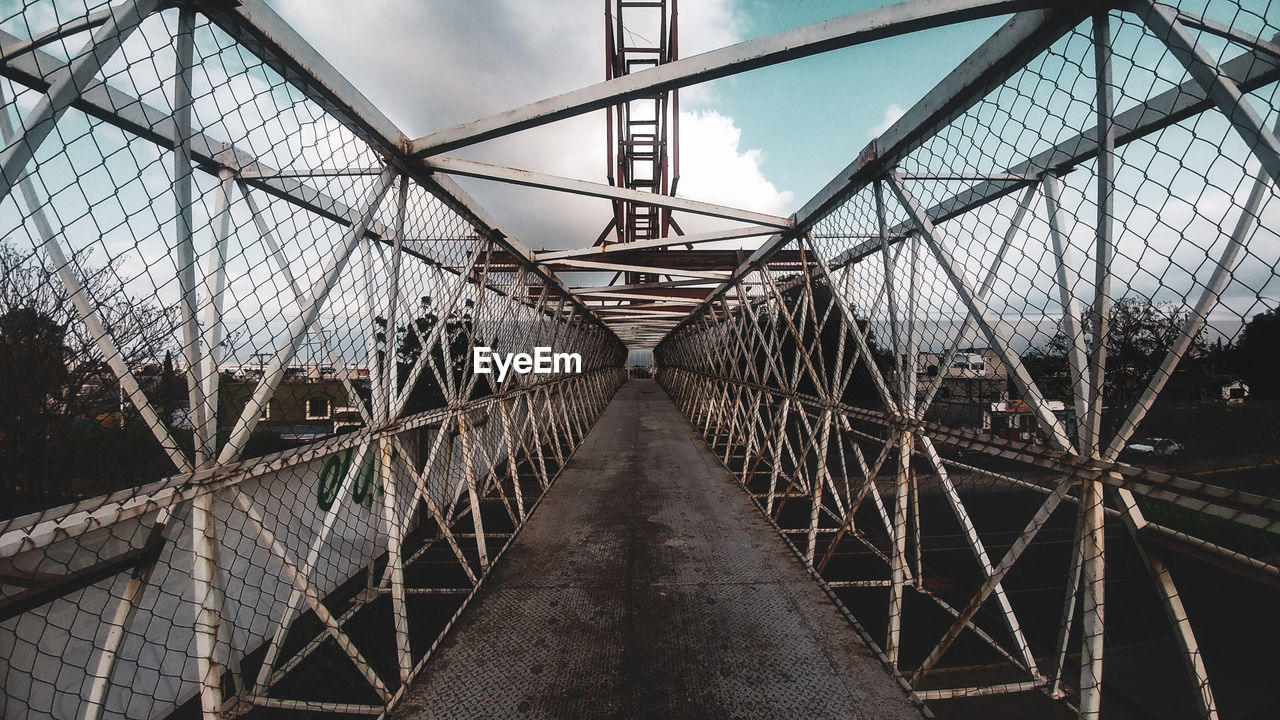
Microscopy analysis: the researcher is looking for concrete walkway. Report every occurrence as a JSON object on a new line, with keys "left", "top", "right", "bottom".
{"left": 396, "top": 379, "right": 923, "bottom": 719}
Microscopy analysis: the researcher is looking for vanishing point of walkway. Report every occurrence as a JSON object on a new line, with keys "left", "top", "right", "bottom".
{"left": 396, "top": 380, "right": 923, "bottom": 719}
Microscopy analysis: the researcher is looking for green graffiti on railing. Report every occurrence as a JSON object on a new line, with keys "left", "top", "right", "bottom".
{"left": 316, "top": 447, "right": 397, "bottom": 511}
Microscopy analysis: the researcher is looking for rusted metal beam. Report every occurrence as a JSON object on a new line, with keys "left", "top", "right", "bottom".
{"left": 535, "top": 249, "right": 808, "bottom": 271}
{"left": 535, "top": 225, "right": 776, "bottom": 261}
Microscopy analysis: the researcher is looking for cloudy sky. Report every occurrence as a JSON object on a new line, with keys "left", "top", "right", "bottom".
{"left": 266, "top": 0, "right": 1002, "bottom": 252}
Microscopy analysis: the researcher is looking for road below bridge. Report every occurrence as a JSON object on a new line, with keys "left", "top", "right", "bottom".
{"left": 395, "top": 379, "right": 923, "bottom": 719}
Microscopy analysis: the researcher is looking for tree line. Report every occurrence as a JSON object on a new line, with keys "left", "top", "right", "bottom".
{"left": 0, "top": 243, "right": 490, "bottom": 519}
{"left": 3, "top": 239, "right": 1277, "bottom": 517}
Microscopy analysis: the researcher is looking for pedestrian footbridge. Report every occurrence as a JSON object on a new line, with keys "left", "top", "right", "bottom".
{"left": 394, "top": 380, "right": 921, "bottom": 719}
{"left": 1, "top": 1, "right": 1279, "bottom": 719}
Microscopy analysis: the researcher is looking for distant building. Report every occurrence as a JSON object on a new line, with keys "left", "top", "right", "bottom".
{"left": 223, "top": 362, "right": 369, "bottom": 383}
{"left": 219, "top": 378, "right": 364, "bottom": 441}
{"left": 1221, "top": 379, "right": 1249, "bottom": 405}
{"left": 917, "top": 348, "right": 1009, "bottom": 427}
{"left": 983, "top": 399, "right": 1077, "bottom": 445}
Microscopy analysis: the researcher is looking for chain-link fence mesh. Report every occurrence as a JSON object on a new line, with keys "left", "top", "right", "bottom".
{"left": 659, "top": 1, "right": 1279, "bottom": 717}
{"left": 0, "top": 1, "right": 625, "bottom": 717}
{"left": 4, "top": 0, "right": 1280, "bottom": 718}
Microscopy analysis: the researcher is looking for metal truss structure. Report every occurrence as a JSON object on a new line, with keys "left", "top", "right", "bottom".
{"left": 603, "top": 0, "right": 679, "bottom": 249}
{"left": 0, "top": 0, "right": 1278, "bottom": 719}
{"left": 0, "top": 1, "right": 625, "bottom": 717}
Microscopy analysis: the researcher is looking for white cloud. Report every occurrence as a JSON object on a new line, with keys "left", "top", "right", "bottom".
{"left": 667, "top": 0, "right": 742, "bottom": 109}
{"left": 676, "top": 0, "right": 742, "bottom": 55}
{"left": 870, "top": 103, "right": 905, "bottom": 138}
{"left": 676, "top": 110, "right": 794, "bottom": 218}
{"left": 266, "top": 0, "right": 792, "bottom": 251}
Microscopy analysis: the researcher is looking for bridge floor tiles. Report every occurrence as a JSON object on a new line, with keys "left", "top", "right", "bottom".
{"left": 395, "top": 379, "right": 922, "bottom": 720}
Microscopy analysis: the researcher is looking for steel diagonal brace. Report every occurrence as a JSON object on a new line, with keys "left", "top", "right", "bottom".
{"left": 195, "top": 170, "right": 236, "bottom": 468}
{"left": 365, "top": 180, "right": 410, "bottom": 422}
{"left": 238, "top": 180, "right": 375, "bottom": 426}
{"left": 393, "top": 288, "right": 453, "bottom": 402}
{"left": 874, "top": 180, "right": 907, "bottom": 409}
{"left": 735, "top": 281, "right": 790, "bottom": 391}
{"left": 919, "top": 435, "right": 1041, "bottom": 679}
{"left": 0, "top": 7, "right": 116, "bottom": 64}
{"left": 391, "top": 238, "right": 483, "bottom": 416}
{"left": 1042, "top": 174, "right": 1091, "bottom": 432}
{"left": 794, "top": 235, "right": 834, "bottom": 393}
{"left": 886, "top": 171, "right": 1074, "bottom": 452}
{"left": 809, "top": 245, "right": 902, "bottom": 417}
{"left": 248, "top": 442, "right": 374, "bottom": 696}
{"left": 774, "top": 405, "right": 825, "bottom": 501}
{"left": 0, "top": 0, "right": 162, "bottom": 207}
{"left": 817, "top": 415, "right": 899, "bottom": 573}
{"left": 457, "top": 244, "right": 499, "bottom": 403}
{"left": 1136, "top": 0, "right": 1280, "bottom": 185}
{"left": 912, "top": 475, "right": 1075, "bottom": 683}
{"left": 831, "top": 249, "right": 897, "bottom": 400}
{"left": 1171, "top": 8, "right": 1280, "bottom": 61}
{"left": 914, "top": 183, "right": 1036, "bottom": 421}
{"left": 376, "top": 436, "right": 409, "bottom": 684}
{"left": 1083, "top": 8, "right": 1117, "bottom": 461}
{"left": 80, "top": 504, "right": 188, "bottom": 720}
{"left": 1103, "top": 122, "right": 1278, "bottom": 460}
{"left": 401, "top": 422, "right": 483, "bottom": 585}
{"left": 798, "top": 405, "right": 848, "bottom": 522}
{"left": 219, "top": 166, "right": 397, "bottom": 465}
{"left": 466, "top": 410, "right": 519, "bottom": 527}
{"left": 806, "top": 410, "right": 836, "bottom": 561}
{"left": 408, "top": 0, "right": 1049, "bottom": 156}
{"left": 845, "top": 418, "right": 899, "bottom": 535}
{"left": 0, "top": 86, "right": 191, "bottom": 474}
{"left": 231, "top": 489, "right": 393, "bottom": 703}
{"left": 761, "top": 266, "right": 830, "bottom": 404}
{"left": 426, "top": 156, "right": 791, "bottom": 229}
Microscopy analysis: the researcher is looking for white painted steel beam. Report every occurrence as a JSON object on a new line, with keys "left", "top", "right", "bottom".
{"left": 0, "top": 6, "right": 114, "bottom": 63}
{"left": 408, "top": 0, "right": 1046, "bottom": 155}
{"left": 1041, "top": 174, "right": 1091, "bottom": 438}
{"left": 0, "top": 0, "right": 161, "bottom": 207}
{"left": 426, "top": 156, "right": 793, "bottom": 228}
{"left": 570, "top": 278, "right": 714, "bottom": 294}
{"left": 887, "top": 172, "right": 1074, "bottom": 451}
{"left": 580, "top": 292, "right": 702, "bottom": 304}
{"left": 1140, "top": 1, "right": 1280, "bottom": 185}
{"left": 1085, "top": 10, "right": 1117, "bottom": 459}
{"left": 535, "top": 225, "right": 776, "bottom": 260}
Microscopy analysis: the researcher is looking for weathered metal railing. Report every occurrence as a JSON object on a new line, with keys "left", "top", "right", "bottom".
{"left": 1, "top": 0, "right": 1278, "bottom": 719}
{"left": 658, "top": 1, "right": 1280, "bottom": 718}
{"left": 0, "top": 1, "right": 624, "bottom": 718}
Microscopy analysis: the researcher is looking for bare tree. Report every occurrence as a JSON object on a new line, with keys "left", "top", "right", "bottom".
{"left": 1026, "top": 296, "right": 1207, "bottom": 413}
{"left": 0, "top": 242, "right": 179, "bottom": 514}
{"left": 1103, "top": 297, "right": 1206, "bottom": 407}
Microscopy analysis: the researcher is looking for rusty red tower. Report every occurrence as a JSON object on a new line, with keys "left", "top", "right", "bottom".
{"left": 602, "top": 0, "right": 681, "bottom": 268}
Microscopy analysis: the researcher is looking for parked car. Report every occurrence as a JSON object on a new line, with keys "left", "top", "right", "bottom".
{"left": 1125, "top": 438, "right": 1184, "bottom": 457}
